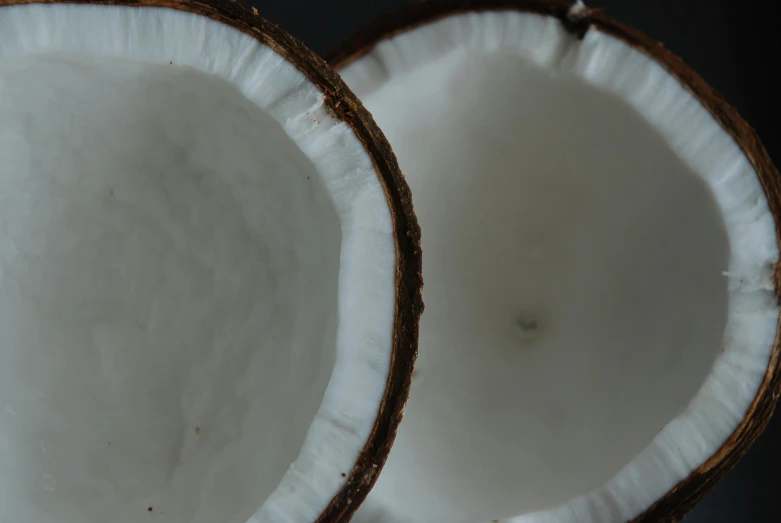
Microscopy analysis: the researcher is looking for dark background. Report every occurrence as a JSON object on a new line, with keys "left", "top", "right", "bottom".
{"left": 244, "top": 1, "right": 780, "bottom": 521}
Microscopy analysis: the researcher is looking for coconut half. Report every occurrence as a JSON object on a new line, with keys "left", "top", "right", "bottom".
{"left": 331, "top": 1, "right": 781, "bottom": 522}
{"left": 0, "top": 1, "right": 422, "bottom": 522}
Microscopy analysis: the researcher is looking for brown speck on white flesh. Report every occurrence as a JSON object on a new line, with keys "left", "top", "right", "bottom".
{"left": 514, "top": 312, "right": 541, "bottom": 343}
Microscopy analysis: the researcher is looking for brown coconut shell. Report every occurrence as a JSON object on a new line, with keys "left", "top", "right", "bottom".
{"left": 0, "top": 1, "right": 423, "bottom": 521}
{"left": 328, "top": 1, "right": 781, "bottom": 522}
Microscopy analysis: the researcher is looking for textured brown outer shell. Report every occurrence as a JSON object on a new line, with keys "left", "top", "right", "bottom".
{"left": 329, "top": 1, "right": 781, "bottom": 522}
{"left": 0, "top": 1, "right": 423, "bottom": 521}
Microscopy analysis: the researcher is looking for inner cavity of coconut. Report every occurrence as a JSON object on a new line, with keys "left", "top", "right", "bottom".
{"left": 352, "top": 50, "right": 729, "bottom": 522}
{"left": 0, "top": 54, "right": 340, "bottom": 523}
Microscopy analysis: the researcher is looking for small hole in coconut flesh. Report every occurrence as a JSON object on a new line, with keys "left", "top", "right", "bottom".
{"left": 515, "top": 312, "right": 543, "bottom": 344}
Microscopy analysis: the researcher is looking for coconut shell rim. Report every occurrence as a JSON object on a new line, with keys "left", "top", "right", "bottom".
{"left": 328, "top": 1, "right": 781, "bottom": 522}
{"left": 0, "top": 0, "right": 424, "bottom": 521}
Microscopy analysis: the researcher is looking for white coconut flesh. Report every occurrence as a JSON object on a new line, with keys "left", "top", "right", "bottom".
{"left": 0, "top": 4, "right": 397, "bottom": 523}
{"left": 340, "top": 10, "right": 780, "bottom": 523}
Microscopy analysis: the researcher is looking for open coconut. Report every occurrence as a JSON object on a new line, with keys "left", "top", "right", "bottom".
{"left": 330, "top": 1, "right": 781, "bottom": 522}
{"left": 0, "top": 1, "right": 422, "bottom": 522}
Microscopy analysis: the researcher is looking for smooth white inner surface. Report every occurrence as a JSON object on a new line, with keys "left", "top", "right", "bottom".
{"left": 361, "top": 46, "right": 727, "bottom": 523}
{"left": 0, "top": 54, "right": 339, "bottom": 523}
{"left": 342, "top": 11, "right": 779, "bottom": 523}
{"left": 0, "top": 4, "right": 398, "bottom": 523}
